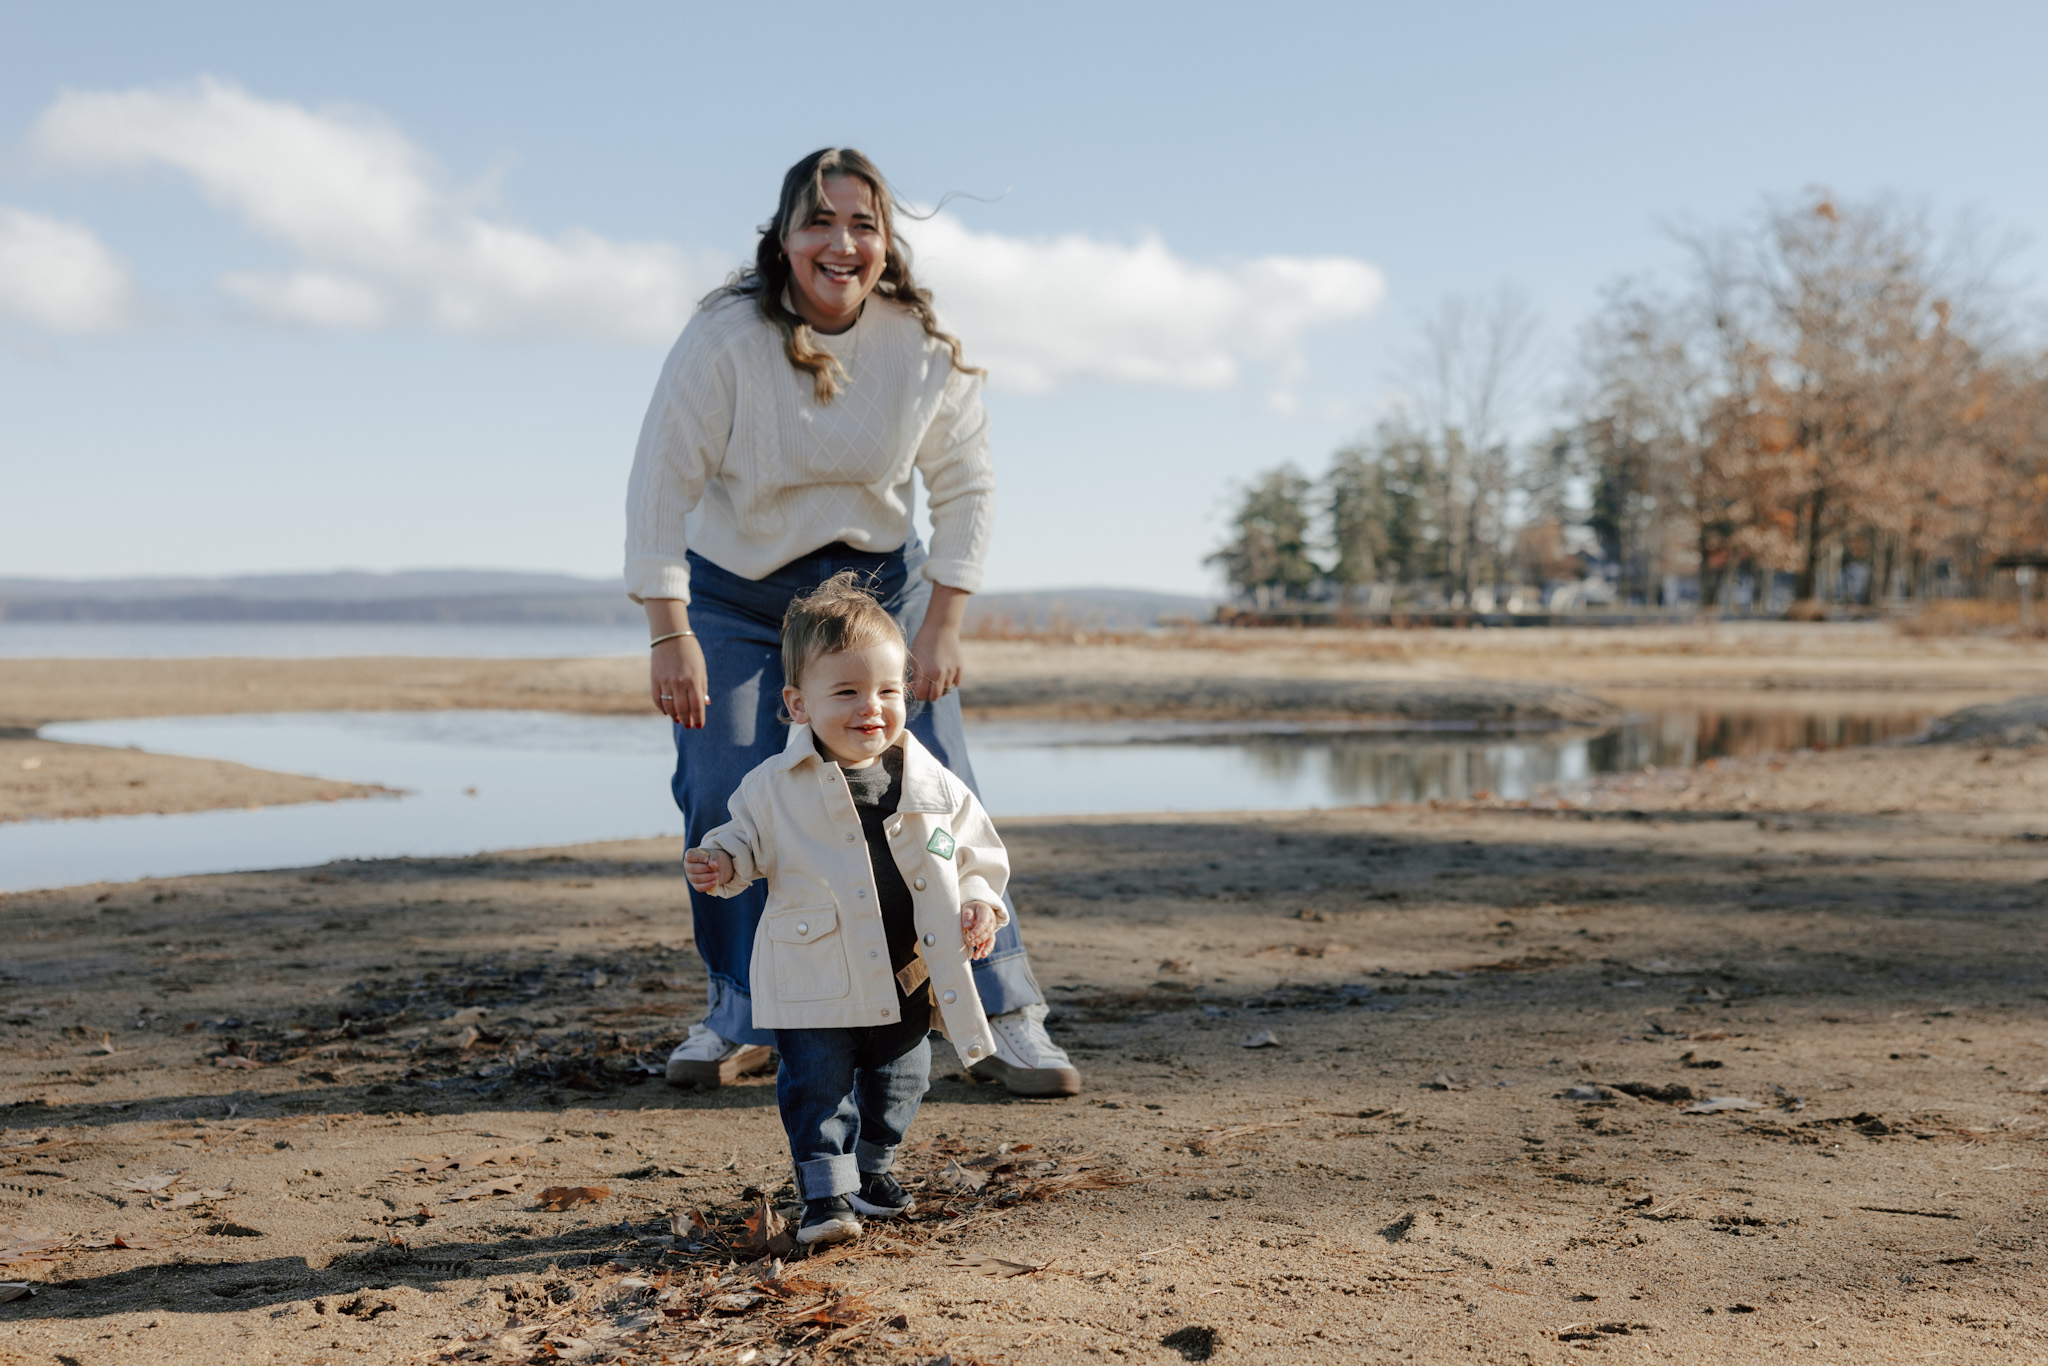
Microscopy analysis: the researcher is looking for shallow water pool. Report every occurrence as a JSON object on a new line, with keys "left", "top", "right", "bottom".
{"left": 4, "top": 706, "right": 1928, "bottom": 892}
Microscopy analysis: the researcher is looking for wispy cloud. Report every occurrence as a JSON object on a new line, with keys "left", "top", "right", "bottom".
{"left": 0, "top": 206, "right": 135, "bottom": 335}
{"left": 23, "top": 79, "right": 1385, "bottom": 388}
{"left": 29, "top": 78, "right": 713, "bottom": 343}
{"left": 906, "top": 213, "right": 1386, "bottom": 393}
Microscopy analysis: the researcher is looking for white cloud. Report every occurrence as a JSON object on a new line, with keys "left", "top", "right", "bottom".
{"left": 22, "top": 79, "right": 1385, "bottom": 386}
{"left": 903, "top": 212, "right": 1385, "bottom": 393}
{"left": 0, "top": 206, "right": 135, "bottom": 334}
{"left": 29, "top": 78, "right": 712, "bottom": 344}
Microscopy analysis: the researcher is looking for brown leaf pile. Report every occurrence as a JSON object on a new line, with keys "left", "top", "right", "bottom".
{"left": 1, "top": 1227, "right": 178, "bottom": 1266}
{"left": 400, "top": 1144, "right": 537, "bottom": 1174}
{"left": 536, "top": 1185, "right": 609, "bottom": 1212}
{"left": 442, "top": 1175, "right": 526, "bottom": 1203}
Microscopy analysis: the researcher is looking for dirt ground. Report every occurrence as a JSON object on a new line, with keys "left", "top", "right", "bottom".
{"left": 2, "top": 738, "right": 2046, "bottom": 1363}
{"left": 3, "top": 625, "right": 2048, "bottom": 1364}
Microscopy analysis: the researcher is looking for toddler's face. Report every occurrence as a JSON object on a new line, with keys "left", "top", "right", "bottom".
{"left": 784, "top": 642, "right": 909, "bottom": 766}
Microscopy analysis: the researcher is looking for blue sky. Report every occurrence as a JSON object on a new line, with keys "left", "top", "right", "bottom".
{"left": 5, "top": 2, "right": 2046, "bottom": 594}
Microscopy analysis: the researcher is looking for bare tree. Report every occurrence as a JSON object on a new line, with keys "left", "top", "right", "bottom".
{"left": 1406, "top": 286, "right": 1544, "bottom": 599}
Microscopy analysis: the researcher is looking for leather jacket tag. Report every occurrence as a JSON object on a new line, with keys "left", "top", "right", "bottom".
{"left": 895, "top": 956, "right": 930, "bottom": 995}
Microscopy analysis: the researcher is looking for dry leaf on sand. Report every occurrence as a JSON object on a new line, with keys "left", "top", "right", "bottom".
{"left": 0, "top": 1283, "right": 35, "bottom": 1304}
{"left": 165, "top": 1186, "right": 233, "bottom": 1210}
{"left": 213, "top": 1055, "right": 265, "bottom": 1070}
{"left": 1237, "top": 1029, "right": 1280, "bottom": 1049}
{"left": 929, "top": 1160, "right": 988, "bottom": 1195}
{"left": 443, "top": 1175, "right": 526, "bottom": 1203}
{"left": 1679, "top": 1096, "right": 1764, "bottom": 1114}
{"left": 536, "top": 1185, "right": 609, "bottom": 1212}
{"left": 948, "top": 1253, "right": 1050, "bottom": 1277}
{"left": 733, "top": 1194, "right": 796, "bottom": 1260}
{"left": 117, "top": 1173, "right": 185, "bottom": 1195}
{"left": 400, "top": 1145, "right": 535, "bottom": 1174}
{"left": 0, "top": 1231, "right": 72, "bottom": 1267}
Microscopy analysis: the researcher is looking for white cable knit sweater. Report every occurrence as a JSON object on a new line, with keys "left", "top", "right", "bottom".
{"left": 623, "top": 293, "right": 994, "bottom": 603}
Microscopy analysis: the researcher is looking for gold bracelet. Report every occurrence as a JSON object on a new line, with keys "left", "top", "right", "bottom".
{"left": 648, "top": 630, "right": 694, "bottom": 648}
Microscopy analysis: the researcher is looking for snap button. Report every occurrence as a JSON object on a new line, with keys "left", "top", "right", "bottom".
{"left": 913, "top": 878, "right": 926, "bottom": 891}
{"left": 942, "top": 990, "right": 957, "bottom": 1004}
{"left": 880, "top": 1008, "right": 891, "bottom": 1018}
{"left": 922, "top": 932, "right": 936, "bottom": 946}
{"left": 795, "top": 922, "right": 809, "bottom": 935}
{"left": 856, "top": 889, "right": 867, "bottom": 899}
{"left": 967, "top": 1044, "right": 981, "bottom": 1058}
{"left": 844, "top": 832, "right": 857, "bottom": 843}
{"left": 869, "top": 950, "right": 879, "bottom": 959}
{"left": 887, "top": 822, "right": 901, "bottom": 836}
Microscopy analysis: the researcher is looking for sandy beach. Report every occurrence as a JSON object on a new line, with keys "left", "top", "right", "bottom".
{"left": 3, "top": 624, "right": 2046, "bottom": 1364}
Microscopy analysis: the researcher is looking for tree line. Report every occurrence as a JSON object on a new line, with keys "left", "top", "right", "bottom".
{"left": 1211, "top": 192, "right": 2048, "bottom": 611}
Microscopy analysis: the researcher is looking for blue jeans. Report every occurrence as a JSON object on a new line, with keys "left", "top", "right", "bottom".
{"left": 775, "top": 1016, "right": 930, "bottom": 1199}
{"left": 671, "top": 540, "right": 1042, "bottom": 1046}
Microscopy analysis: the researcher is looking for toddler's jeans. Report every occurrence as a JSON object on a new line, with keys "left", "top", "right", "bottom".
{"left": 775, "top": 1014, "right": 932, "bottom": 1200}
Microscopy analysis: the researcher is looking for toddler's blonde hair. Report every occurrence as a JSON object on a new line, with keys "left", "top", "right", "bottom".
{"left": 781, "top": 571, "right": 905, "bottom": 689}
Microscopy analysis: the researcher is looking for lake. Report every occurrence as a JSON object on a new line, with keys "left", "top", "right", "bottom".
{"left": 2, "top": 706, "right": 1929, "bottom": 893}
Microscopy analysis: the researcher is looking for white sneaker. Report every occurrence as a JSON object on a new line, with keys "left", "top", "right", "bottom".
{"left": 970, "top": 1004, "right": 1082, "bottom": 1097}
{"left": 665, "top": 1022, "right": 773, "bottom": 1089}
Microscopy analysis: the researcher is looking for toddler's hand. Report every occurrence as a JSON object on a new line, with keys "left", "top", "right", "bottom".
{"left": 684, "top": 847, "right": 733, "bottom": 894}
{"left": 960, "top": 901, "right": 998, "bottom": 960}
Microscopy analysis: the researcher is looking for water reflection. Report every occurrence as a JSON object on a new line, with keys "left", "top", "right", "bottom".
{"left": 971, "top": 707, "right": 1931, "bottom": 811}
{"left": 6, "top": 706, "right": 1932, "bottom": 892}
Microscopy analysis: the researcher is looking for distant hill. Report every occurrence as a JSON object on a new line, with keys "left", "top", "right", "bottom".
{"left": 0, "top": 572, "right": 1215, "bottom": 629}
{"left": 0, "top": 569, "right": 618, "bottom": 603}
{"left": 963, "top": 588, "right": 1216, "bottom": 632}
{"left": 0, "top": 570, "right": 635, "bottom": 624}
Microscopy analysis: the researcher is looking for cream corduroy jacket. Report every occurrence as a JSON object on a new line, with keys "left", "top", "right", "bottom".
{"left": 697, "top": 725, "right": 1010, "bottom": 1066}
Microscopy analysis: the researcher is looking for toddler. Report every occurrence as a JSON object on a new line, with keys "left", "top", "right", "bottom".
{"left": 685, "top": 572, "right": 1008, "bottom": 1247}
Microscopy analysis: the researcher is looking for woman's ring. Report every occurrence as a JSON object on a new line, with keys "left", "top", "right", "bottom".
{"left": 659, "top": 692, "right": 673, "bottom": 701}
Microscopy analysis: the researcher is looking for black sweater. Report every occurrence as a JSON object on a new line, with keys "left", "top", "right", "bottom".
{"left": 841, "top": 751, "right": 926, "bottom": 1009}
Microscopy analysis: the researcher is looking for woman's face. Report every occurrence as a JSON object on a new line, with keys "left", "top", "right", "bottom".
{"left": 781, "top": 174, "right": 887, "bottom": 332}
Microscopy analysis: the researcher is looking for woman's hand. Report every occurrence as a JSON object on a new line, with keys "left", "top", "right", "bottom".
{"left": 645, "top": 599, "right": 710, "bottom": 728}
{"left": 910, "top": 583, "right": 971, "bottom": 702}
{"left": 960, "top": 900, "right": 999, "bottom": 960}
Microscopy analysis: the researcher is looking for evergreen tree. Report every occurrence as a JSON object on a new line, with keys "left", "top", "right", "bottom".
{"left": 1208, "top": 467, "right": 1319, "bottom": 601}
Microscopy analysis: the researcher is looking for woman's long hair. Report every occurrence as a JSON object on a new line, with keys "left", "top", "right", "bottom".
{"left": 704, "top": 148, "right": 981, "bottom": 404}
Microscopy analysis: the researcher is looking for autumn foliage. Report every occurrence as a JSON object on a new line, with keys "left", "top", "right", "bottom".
{"left": 1579, "top": 191, "right": 2048, "bottom": 609}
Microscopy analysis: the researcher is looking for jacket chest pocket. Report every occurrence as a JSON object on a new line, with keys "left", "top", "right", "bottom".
{"left": 763, "top": 905, "right": 849, "bottom": 1002}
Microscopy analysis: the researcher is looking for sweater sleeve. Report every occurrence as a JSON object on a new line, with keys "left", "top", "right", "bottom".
{"left": 623, "top": 311, "right": 739, "bottom": 604}
{"left": 913, "top": 364, "right": 995, "bottom": 594}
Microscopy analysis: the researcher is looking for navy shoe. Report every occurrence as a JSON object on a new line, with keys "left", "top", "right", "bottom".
{"left": 849, "top": 1171, "right": 915, "bottom": 1218}
{"left": 797, "top": 1196, "right": 862, "bottom": 1247}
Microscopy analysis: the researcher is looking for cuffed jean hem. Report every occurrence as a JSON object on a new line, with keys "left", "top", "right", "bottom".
{"left": 855, "top": 1140, "right": 897, "bottom": 1175}
{"left": 974, "top": 945, "right": 1042, "bottom": 1019}
{"left": 796, "top": 1154, "right": 859, "bottom": 1201}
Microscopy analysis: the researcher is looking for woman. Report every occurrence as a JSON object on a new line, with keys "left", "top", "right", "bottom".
{"left": 624, "top": 147, "right": 1078, "bottom": 1098}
